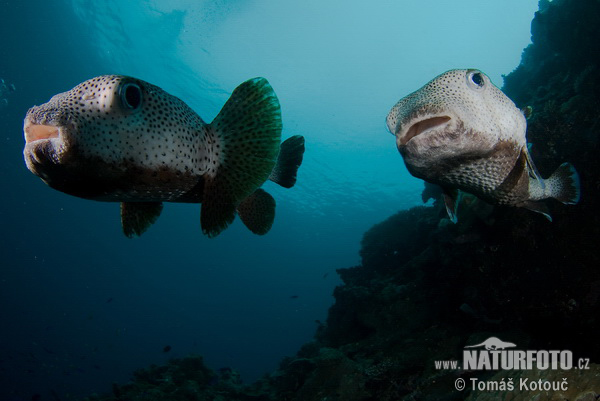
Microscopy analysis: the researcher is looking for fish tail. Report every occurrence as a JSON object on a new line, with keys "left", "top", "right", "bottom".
{"left": 201, "top": 78, "right": 282, "bottom": 237}
{"left": 546, "top": 163, "right": 581, "bottom": 205}
{"left": 236, "top": 189, "right": 276, "bottom": 235}
{"left": 269, "top": 135, "right": 305, "bottom": 188}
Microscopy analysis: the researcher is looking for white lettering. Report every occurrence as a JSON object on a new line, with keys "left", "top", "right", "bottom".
{"left": 501, "top": 350, "right": 513, "bottom": 370}
{"left": 526, "top": 350, "right": 536, "bottom": 369}
{"left": 464, "top": 351, "right": 478, "bottom": 370}
{"left": 514, "top": 351, "right": 526, "bottom": 369}
{"left": 560, "top": 351, "right": 572, "bottom": 369}
{"left": 549, "top": 350, "right": 560, "bottom": 369}
{"left": 537, "top": 350, "right": 549, "bottom": 370}
{"left": 480, "top": 351, "right": 491, "bottom": 370}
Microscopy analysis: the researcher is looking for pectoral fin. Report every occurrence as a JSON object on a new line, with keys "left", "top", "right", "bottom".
{"left": 522, "top": 201, "right": 552, "bottom": 222}
{"left": 120, "top": 202, "right": 163, "bottom": 238}
{"left": 442, "top": 188, "right": 461, "bottom": 223}
{"left": 523, "top": 146, "right": 545, "bottom": 190}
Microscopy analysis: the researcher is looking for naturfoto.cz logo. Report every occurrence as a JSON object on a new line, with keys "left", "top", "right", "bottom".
{"left": 435, "top": 336, "right": 591, "bottom": 371}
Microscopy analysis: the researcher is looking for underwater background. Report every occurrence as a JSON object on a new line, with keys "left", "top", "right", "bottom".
{"left": 2, "top": 0, "right": 600, "bottom": 400}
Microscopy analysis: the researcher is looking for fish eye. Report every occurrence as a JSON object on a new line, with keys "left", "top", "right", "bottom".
{"left": 119, "top": 82, "right": 143, "bottom": 110}
{"left": 466, "top": 70, "right": 486, "bottom": 90}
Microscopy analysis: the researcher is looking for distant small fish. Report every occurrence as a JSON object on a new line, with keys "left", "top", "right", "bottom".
{"left": 23, "top": 75, "right": 305, "bottom": 237}
{"left": 322, "top": 273, "right": 329, "bottom": 279}
{"left": 387, "top": 69, "right": 580, "bottom": 222}
{"left": 290, "top": 295, "right": 299, "bottom": 299}
{"left": 163, "top": 345, "right": 172, "bottom": 353}
{"left": 106, "top": 297, "right": 113, "bottom": 303}
{"left": 0, "top": 78, "right": 16, "bottom": 108}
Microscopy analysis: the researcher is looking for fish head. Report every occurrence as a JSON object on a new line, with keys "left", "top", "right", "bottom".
{"left": 23, "top": 75, "right": 201, "bottom": 199}
{"left": 386, "top": 69, "right": 526, "bottom": 179}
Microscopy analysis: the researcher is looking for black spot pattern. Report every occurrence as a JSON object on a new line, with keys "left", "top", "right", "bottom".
{"left": 24, "top": 75, "right": 289, "bottom": 238}
{"left": 386, "top": 69, "right": 532, "bottom": 206}
{"left": 236, "top": 188, "right": 276, "bottom": 235}
{"left": 25, "top": 75, "right": 206, "bottom": 202}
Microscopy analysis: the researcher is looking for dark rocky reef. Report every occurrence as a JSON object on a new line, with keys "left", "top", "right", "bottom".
{"left": 81, "top": 356, "right": 267, "bottom": 401}
{"left": 81, "top": 0, "right": 600, "bottom": 399}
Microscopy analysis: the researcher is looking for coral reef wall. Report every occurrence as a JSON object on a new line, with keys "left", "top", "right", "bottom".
{"left": 264, "top": 0, "right": 600, "bottom": 399}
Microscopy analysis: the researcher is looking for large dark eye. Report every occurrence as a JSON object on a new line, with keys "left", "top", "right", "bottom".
{"left": 120, "top": 82, "right": 142, "bottom": 110}
{"left": 466, "top": 70, "right": 486, "bottom": 90}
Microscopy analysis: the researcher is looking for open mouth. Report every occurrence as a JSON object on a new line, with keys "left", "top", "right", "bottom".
{"left": 400, "top": 116, "right": 451, "bottom": 145}
{"left": 24, "top": 123, "right": 60, "bottom": 143}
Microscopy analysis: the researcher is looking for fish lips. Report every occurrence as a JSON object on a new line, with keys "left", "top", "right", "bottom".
{"left": 395, "top": 115, "right": 452, "bottom": 148}
{"left": 23, "top": 114, "right": 74, "bottom": 181}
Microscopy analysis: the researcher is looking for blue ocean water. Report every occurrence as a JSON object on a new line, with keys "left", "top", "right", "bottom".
{"left": 0, "top": 0, "right": 537, "bottom": 399}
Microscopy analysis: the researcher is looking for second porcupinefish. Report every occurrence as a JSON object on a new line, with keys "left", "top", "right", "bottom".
{"left": 23, "top": 75, "right": 305, "bottom": 237}
{"left": 386, "top": 69, "right": 580, "bottom": 222}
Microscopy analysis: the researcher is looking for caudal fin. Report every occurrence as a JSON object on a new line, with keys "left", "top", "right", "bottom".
{"left": 546, "top": 163, "right": 581, "bottom": 205}
{"left": 201, "top": 78, "right": 282, "bottom": 238}
{"left": 269, "top": 135, "right": 305, "bottom": 188}
{"left": 237, "top": 189, "right": 276, "bottom": 235}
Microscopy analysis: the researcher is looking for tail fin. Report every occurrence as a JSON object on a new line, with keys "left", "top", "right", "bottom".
{"left": 269, "top": 135, "right": 305, "bottom": 188}
{"left": 237, "top": 189, "right": 276, "bottom": 235}
{"left": 546, "top": 163, "right": 581, "bottom": 205}
{"left": 201, "top": 78, "right": 282, "bottom": 238}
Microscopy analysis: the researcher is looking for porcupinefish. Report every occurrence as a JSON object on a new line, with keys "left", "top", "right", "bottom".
{"left": 386, "top": 69, "right": 580, "bottom": 221}
{"left": 23, "top": 75, "right": 305, "bottom": 237}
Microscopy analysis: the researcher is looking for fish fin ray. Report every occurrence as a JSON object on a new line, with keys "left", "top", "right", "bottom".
{"left": 237, "top": 188, "right": 276, "bottom": 235}
{"left": 442, "top": 188, "right": 461, "bottom": 223}
{"left": 269, "top": 135, "right": 305, "bottom": 188}
{"left": 523, "top": 146, "right": 545, "bottom": 190}
{"left": 201, "top": 78, "right": 282, "bottom": 237}
{"left": 120, "top": 202, "right": 163, "bottom": 238}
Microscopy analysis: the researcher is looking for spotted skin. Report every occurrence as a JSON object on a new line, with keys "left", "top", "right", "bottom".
{"left": 24, "top": 76, "right": 206, "bottom": 201}
{"left": 23, "top": 75, "right": 302, "bottom": 237}
{"left": 386, "top": 69, "right": 580, "bottom": 218}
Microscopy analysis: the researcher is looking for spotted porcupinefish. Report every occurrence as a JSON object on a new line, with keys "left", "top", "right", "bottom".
{"left": 23, "top": 75, "right": 305, "bottom": 237}
{"left": 386, "top": 69, "right": 580, "bottom": 221}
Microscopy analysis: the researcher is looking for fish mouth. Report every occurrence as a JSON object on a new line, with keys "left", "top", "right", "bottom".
{"left": 399, "top": 116, "right": 451, "bottom": 146}
{"left": 24, "top": 123, "right": 60, "bottom": 143}
{"left": 23, "top": 118, "right": 69, "bottom": 177}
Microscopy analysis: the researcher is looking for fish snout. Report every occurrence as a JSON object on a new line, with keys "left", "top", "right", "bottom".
{"left": 397, "top": 115, "right": 452, "bottom": 146}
